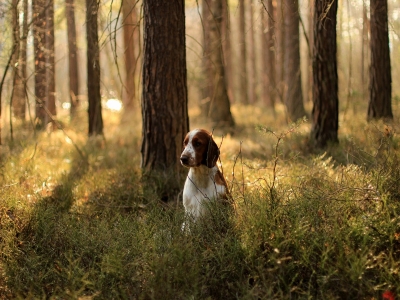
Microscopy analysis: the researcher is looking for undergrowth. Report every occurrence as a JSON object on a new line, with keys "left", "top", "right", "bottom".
{"left": 0, "top": 104, "right": 399, "bottom": 299}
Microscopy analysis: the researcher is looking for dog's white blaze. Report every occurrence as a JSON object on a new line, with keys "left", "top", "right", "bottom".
{"left": 181, "top": 129, "right": 199, "bottom": 162}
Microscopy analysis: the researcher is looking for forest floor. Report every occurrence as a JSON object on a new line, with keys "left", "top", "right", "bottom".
{"left": 0, "top": 101, "right": 399, "bottom": 299}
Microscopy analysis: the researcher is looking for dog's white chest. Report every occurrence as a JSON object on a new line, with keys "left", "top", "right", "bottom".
{"left": 182, "top": 166, "right": 225, "bottom": 221}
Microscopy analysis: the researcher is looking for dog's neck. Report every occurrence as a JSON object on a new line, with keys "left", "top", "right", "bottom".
{"left": 187, "top": 165, "right": 218, "bottom": 189}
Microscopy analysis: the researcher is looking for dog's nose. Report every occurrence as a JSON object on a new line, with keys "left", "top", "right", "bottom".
{"left": 180, "top": 155, "right": 189, "bottom": 165}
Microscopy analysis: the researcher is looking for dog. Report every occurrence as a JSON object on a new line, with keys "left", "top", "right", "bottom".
{"left": 180, "top": 129, "right": 229, "bottom": 226}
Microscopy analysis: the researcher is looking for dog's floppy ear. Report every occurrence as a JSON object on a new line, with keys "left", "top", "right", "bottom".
{"left": 204, "top": 136, "right": 219, "bottom": 168}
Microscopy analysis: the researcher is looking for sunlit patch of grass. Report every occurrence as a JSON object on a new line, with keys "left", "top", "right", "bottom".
{"left": 0, "top": 103, "right": 399, "bottom": 298}
{"left": 234, "top": 151, "right": 399, "bottom": 298}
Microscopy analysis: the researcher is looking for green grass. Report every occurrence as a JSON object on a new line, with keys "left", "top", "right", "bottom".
{"left": 0, "top": 103, "right": 399, "bottom": 299}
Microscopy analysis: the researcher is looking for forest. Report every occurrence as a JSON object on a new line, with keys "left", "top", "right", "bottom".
{"left": 0, "top": 0, "right": 399, "bottom": 298}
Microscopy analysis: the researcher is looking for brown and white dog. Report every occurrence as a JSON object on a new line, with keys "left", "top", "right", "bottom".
{"left": 180, "top": 129, "right": 228, "bottom": 224}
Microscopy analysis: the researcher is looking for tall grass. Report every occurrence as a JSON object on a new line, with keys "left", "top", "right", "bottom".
{"left": 0, "top": 103, "right": 399, "bottom": 299}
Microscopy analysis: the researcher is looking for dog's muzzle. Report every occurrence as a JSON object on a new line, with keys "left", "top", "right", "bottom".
{"left": 180, "top": 155, "right": 190, "bottom": 166}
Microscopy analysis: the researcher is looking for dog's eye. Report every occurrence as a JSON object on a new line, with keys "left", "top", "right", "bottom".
{"left": 194, "top": 141, "right": 201, "bottom": 147}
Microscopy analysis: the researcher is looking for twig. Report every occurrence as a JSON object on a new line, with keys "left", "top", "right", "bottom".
{"left": 343, "top": 0, "right": 353, "bottom": 121}
{"left": 231, "top": 141, "right": 244, "bottom": 202}
{"left": 1, "top": 183, "right": 18, "bottom": 189}
{"left": 240, "top": 141, "right": 245, "bottom": 201}
{"left": 299, "top": 14, "right": 311, "bottom": 60}
{"left": 187, "top": 175, "right": 210, "bottom": 200}
{"left": 0, "top": 43, "right": 17, "bottom": 145}
{"left": 27, "top": 142, "right": 38, "bottom": 161}
{"left": 259, "top": 117, "right": 307, "bottom": 207}
{"left": 0, "top": 0, "right": 58, "bottom": 145}
{"left": 260, "top": 0, "right": 275, "bottom": 22}
{"left": 24, "top": 83, "right": 86, "bottom": 161}
{"left": 270, "top": 132, "right": 281, "bottom": 202}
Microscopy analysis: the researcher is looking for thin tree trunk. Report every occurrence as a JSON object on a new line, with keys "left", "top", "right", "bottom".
{"left": 261, "top": 0, "right": 276, "bottom": 109}
{"left": 11, "top": 0, "right": 25, "bottom": 120}
{"left": 361, "top": 0, "right": 368, "bottom": 100}
{"left": 222, "top": 0, "right": 234, "bottom": 103}
{"left": 310, "top": 0, "right": 339, "bottom": 148}
{"left": 86, "top": 0, "right": 103, "bottom": 136}
{"left": 141, "top": 0, "right": 189, "bottom": 174}
{"left": 33, "top": 0, "right": 47, "bottom": 127}
{"left": 275, "top": 0, "right": 285, "bottom": 102}
{"left": 284, "top": 0, "right": 306, "bottom": 122}
{"left": 239, "top": 0, "right": 249, "bottom": 104}
{"left": 248, "top": 0, "right": 257, "bottom": 104}
{"left": 202, "top": 0, "right": 212, "bottom": 105}
{"left": 122, "top": 0, "right": 138, "bottom": 110}
{"left": 306, "top": 3, "right": 313, "bottom": 103}
{"left": 341, "top": 0, "right": 354, "bottom": 120}
{"left": 368, "top": 0, "right": 392, "bottom": 120}
{"left": 202, "top": 0, "right": 235, "bottom": 129}
{"left": 66, "top": 0, "right": 80, "bottom": 118}
{"left": 20, "top": 0, "right": 28, "bottom": 118}
{"left": 46, "top": 0, "right": 56, "bottom": 126}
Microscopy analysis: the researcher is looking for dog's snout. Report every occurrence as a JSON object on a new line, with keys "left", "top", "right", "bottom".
{"left": 180, "top": 155, "right": 190, "bottom": 165}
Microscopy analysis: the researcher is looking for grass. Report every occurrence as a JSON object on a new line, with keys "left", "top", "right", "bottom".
{"left": 0, "top": 102, "right": 399, "bottom": 299}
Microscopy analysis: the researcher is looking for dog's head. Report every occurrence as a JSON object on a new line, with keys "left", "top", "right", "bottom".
{"left": 180, "top": 129, "right": 219, "bottom": 168}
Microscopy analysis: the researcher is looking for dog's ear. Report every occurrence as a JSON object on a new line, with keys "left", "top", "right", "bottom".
{"left": 204, "top": 136, "right": 219, "bottom": 168}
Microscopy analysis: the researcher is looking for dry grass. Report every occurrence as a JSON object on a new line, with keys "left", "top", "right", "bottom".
{"left": 0, "top": 101, "right": 399, "bottom": 299}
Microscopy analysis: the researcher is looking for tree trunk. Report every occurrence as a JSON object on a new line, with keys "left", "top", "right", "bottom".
{"left": 20, "top": 0, "right": 28, "bottom": 118}
{"left": 305, "top": 3, "right": 313, "bottom": 103}
{"left": 122, "top": 0, "right": 139, "bottom": 110}
{"left": 11, "top": 0, "right": 25, "bottom": 120}
{"left": 33, "top": 0, "right": 47, "bottom": 127}
{"left": 284, "top": 0, "right": 306, "bottom": 122}
{"left": 141, "top": 0, "right": 189, "bottom": 173}
{"left": 310, "top": 0, "right": 339, "bottom": 148}
{"left": 361, "top": 1, "right": 368, "bottom": 99}
{"left": 45, "top": 0, "right": 56, "bottom": 126}
{"left": 66, "top": 0, "right": 80, "bottom": 118}
{"left": 86, "top": 0, "right": 103, "bottom": 136}
{"left": 261, "top": 0, "right": 276, "bottom": 109}
{"left": 202, "top": 0, "right": 235, "bottom": 130}
{"left": 248, "top": 0, "right": 257, "bottom": 104}
{"left": 201, "top": 0, "right": 212, "bottom": 105}
{"left": 275, "top": 0, "right": 285, "bottom": 102}
{"left": 368, "top": 0, "right": 392, "bottom": 120}
{"left": 222, "top": 0, "right": 234, "bottom": 104}
{"left": 239, "top": 0, "right": 249, "bottom": 104}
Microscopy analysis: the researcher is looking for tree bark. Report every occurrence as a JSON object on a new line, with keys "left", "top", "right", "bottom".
{"left": 86, "top": 0, "right": 103, "bottom": 136}
{"left": 222, "top": 0, "right": 234, "bottom": 103}
{"left": 361, "top": 1, "right": 368, "bottom": 99}
{"left": 201, "top": 0, "right": 235, "bottom": 130}
{"left": 261, "top": 0, "right": 276, "bottom": 109}
{"left": 275, "top": 0, "right": 285, "bottom": 102}
{"left": 305, "top": 3, "right": 313, "bottom": 103}
{"left": 11, "top": 0, "right": 25, "bottom": 120}
{"left": 20, "top": 0, "right": 28, "bottom": 117}
{"left": 238, "top": 0, "right": 249, "bottom": 104}
{"left": 66, "top": 0, "right": 80, "bottom": 118}
{"left": 141, "top": 0, "right": 189, "bottom": 173}
{"left": 284, "top": 0, "right": 306, "bottom": 122}
{"left": 310, "top": 0, "right": 339, "bottom": 148}
{"left": 368, "top": 0, "right": 393, "bottom": 120}
{"left": 248, "top": 0, "right": 257, "bottom": 104}
{"left": 122, "top": 0, "right": 139, "bottom": 110}
{"left": 33, "top": 0, "right": 47, "bottom": 127}
{"left": 45, "top": 0, "right": 56, "bottom": 126}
